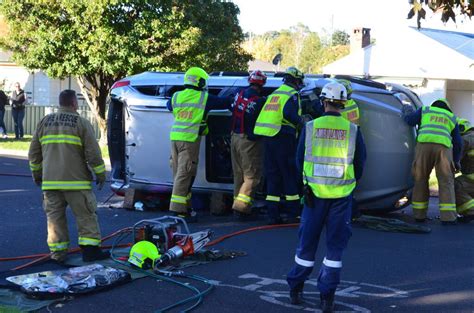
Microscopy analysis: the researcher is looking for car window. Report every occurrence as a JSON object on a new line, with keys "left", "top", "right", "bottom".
{"left": 393, "top": 92, "right": 414, "bottom": 106}
{"left": 133, "top": 85, "right": 158, "bottom": 96}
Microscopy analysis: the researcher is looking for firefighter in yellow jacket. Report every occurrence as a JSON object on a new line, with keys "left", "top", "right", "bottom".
{"left": 402, "top": 98, "right": 462, "bottom": 224}
{"left": 454, "top": 118, "right": 474, "bottom": 222}
{"left": 166, "top": 67, "right": 233, "bottom": 221}
{"left": 338, "top": 79, "right": 360, "bottom": 125}
{"left": 28, "top": 90, "right": 109, "bottom": 263}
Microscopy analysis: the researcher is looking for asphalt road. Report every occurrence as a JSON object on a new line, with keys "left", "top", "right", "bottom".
{"left": 0, "top": 154, "right": 473, "bottom": 313}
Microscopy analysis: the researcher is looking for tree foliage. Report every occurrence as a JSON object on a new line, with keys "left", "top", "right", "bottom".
{"left": 408, "top": 0, "right": 474, "bottom": 28}
{"left": 243, "top": 24, "right": 349, "bottom": 74}
{"left": 331, "top": 30, "right": 350, "bottom": 46}
{"left": 0, "top": 0, "right": 251, "bottom": 141}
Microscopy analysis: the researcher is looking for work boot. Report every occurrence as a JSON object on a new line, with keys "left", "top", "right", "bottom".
{"left": 81, "top": 245, "right": 110, "bottom": 262}
{"left": 234, "top": 210, "right": 258, "bottom": 222}
{"left": 172, "top": 210, "right": 198, "bottom": 223}
{"left": 289, "top": 283, "right": 304, "bottom": 305}
{"left": 320, "top": 292, "right": 335, "bottom": 313}
{"left": 50, "top": 252, "right": 68, "bottom": 265}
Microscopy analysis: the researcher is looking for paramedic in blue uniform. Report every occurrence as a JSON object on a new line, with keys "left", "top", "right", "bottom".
{"left": 286, "top": 81, "right": 366, "bottom": 312}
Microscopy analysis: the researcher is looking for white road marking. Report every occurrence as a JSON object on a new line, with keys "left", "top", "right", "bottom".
{"left": 0, "top": 189, "right": 29, "bottom": 193}
{"left": 211, "top": 273, "right": 411, "bottom": 312}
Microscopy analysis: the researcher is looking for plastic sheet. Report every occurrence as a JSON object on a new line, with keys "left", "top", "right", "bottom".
{"left": 6, "top": 264, "right": 131, "bottom": 298}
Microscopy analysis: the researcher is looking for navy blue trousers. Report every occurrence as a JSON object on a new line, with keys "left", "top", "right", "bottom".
{"left": 263, "top": 133, "right": 300, "bottom": 219}
{"left": 12, "top": 109, "right": 25, "bottom": 138}
{"left": 287, "top": 194, "right": 352, "bottom": 295}
{"left": 0, "top": 110, "right": 6, "bottom": 135}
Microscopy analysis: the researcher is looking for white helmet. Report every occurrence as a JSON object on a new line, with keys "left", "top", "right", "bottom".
{"left": 320, "top": 82, "right": 347, "bottom": 102}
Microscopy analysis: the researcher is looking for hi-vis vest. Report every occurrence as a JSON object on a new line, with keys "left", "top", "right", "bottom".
{"left": 254, "top": 84, "right": 300, "bottom": 137}
{"left": 303, "top": 116, "right": 357, "bottom": 199}
{"left": 417, "top": 106, "right": 456, "bottom": 148}
{"left": 170, "top": 89, "right": 209, "bottom": 142}
{"left": 341, "top": 99, "right": 360, "bottom": 125}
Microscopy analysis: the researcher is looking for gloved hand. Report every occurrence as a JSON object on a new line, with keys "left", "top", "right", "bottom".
{"left": 454, "top": 162, "right": 462, "bottom": 173}
{"left": 301, "top": 114, "right": 313, "bottom": 124}
{"left": 33, "top": 173, "right": 42, "bottom": 186}
{"left": 96, "top": 174, "right": 106, "bottom": 191}
{"left": 401, "top": 104, "right": 415, "bottom": 116}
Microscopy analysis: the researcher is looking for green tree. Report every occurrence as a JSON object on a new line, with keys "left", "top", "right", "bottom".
{"left": 408, "top": 0, "right": 474, "bottom": 28}
{"left": 299, "top": 33, "right": 322, "bottom": 73}
{"left": 243, "top": 24, "right": 349, "bottom": 74}
{"left": 0, "top": 0, "right": 251, "bottom": 142}
{"left": 331, "top": 30, "right": 350, "bottom": 46}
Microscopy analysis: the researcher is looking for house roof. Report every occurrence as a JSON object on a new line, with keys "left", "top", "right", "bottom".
{"left": 248, "top": 59, "right": 276, "bottom": 72}
{"left": 417, "top": 27, "right": 474, "bottom": 60}
{"left": 323, "top": 27, "right": 474, "bottom": 80}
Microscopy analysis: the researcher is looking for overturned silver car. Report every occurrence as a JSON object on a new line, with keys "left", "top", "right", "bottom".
{"left": 107, "top": 72, "right": 421, "bottom": 211}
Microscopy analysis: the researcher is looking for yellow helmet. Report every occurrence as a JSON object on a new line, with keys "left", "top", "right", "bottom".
{"left": 184, "top": 67, "right": 209, "bottom": 88}
{"left": 128, "top": 241, "right": 160, "bottom": 269}
{"left": 431, "top": 98, "right": 452, "bottom": 112}
{"left": 457, "top": 118, "right": 472, "bottom": 135}
{"left": 284, "top": 66, "right": 305, "bottom": 80}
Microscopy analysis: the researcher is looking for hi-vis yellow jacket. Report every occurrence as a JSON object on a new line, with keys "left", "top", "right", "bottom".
{"left": 28, "top": 107, "right": 105, "bottom": 190}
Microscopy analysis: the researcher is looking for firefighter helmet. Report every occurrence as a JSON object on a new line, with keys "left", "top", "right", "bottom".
{"left": 184, "top": 67, "right": 209, "bottom": 89}
{"left": 431, "top": 98, "right": 452, "bottom": 112}
{"left": 458, "top": 118, "right": 472, "bottom": 135}
{"left": 248, "top": 70, "right": 267, "bottom": 86}
{"left": 284, "top": 66, "right": 305, "bottom": 80}
{"left": 128, "top": 241, "right": 161, "bottom": 269}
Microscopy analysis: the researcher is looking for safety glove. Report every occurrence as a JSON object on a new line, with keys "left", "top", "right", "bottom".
{"left": 454, "top": 162, "right": 462, "bottom": 173}
{"left": 32, "top": 172, "right": 42, "bottom": 186}
{"left": 400, "top": 104, "right": 415, "bottom": 116}
{"left": 96, "top": 173, "right": 106, "bottom": 190}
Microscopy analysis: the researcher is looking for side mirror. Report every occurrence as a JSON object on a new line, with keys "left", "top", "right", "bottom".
{"left": 272, "top": 53, "right": 282, "bottom": 66}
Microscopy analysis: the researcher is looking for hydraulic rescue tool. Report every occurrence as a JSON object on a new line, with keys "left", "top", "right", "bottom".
{"left": 129, "top": 216, "right": 212, "bottom": 268}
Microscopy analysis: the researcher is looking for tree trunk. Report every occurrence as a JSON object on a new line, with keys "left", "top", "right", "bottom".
{"left": 76, "top": 76, "right": 108, "bottom": 145}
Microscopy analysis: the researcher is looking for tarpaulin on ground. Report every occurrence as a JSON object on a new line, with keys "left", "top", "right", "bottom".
{"left": 354, "top": 215, "right": 431, "bottom": 233}
{"left": 6, "top": 264, "right": 131, "bottom": 300}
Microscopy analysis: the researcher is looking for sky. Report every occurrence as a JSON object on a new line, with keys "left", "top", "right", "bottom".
{"left": 231, "top": 0, "right": 474, "bottom": 37}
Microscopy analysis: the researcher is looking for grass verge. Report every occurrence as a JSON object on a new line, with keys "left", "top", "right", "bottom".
{"left": 0, "top": 134, "right": 109, "bottom": 159}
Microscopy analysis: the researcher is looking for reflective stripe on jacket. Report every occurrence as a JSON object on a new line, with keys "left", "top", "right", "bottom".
{"left": 340, "top": 99, "right": 360, "bottom": 125}
{"left": 170, "top": 89, "right": 208, "bottom": 142}
{"left": 303, "top": 115, "right": 357, "bottom": 198}
{"left": 417, "top": 106, "right": 456, "bottom": 148}
{"left": 28, "top": 107, "right": 105, "bottom": 191}
{"left": 254, "top": 84, "right": 300, "bottom": 137}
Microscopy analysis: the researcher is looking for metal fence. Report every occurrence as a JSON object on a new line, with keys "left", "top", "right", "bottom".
{"left": 1, "top": 105, "right": 101, "bottom": 139}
